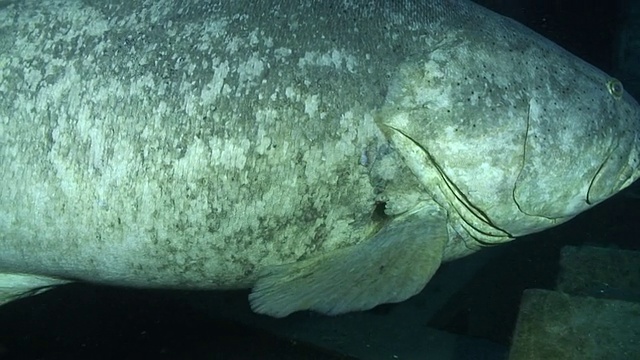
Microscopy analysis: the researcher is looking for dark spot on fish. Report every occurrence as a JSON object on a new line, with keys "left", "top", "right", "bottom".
{"left": 371, "top": 201, "right": 388, "bottom": 223}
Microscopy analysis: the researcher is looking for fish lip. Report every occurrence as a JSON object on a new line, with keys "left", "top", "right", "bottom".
{"left": 588, "top": 148, "right": 640, "bottom": 205}
{"left": 586, "top": 101, "right": 640, "bottom": 205}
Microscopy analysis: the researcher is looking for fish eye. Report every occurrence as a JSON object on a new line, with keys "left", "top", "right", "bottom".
{"left": 607, "top": 79, "right": 624, "bottom": 99}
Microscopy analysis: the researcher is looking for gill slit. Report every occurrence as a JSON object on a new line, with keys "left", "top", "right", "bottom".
{"left": 387, "top": 125, "right": 512, "bottom": 246}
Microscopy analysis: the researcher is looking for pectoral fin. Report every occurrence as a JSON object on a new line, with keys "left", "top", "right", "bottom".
{"left": 0, "top": 273, "right": 70, "bottom": 306}
{"left": 249, "top": 203, "right": 448, "bottom": 317}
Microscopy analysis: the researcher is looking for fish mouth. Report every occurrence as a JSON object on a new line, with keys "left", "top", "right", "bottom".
{"left": 587, "top": 134, "right": 640, "bottom": 205}
{"left": 588, "top": 93, "right": 640, "bottom": 203}
{"left": 512, "top": 93, "right": 640, "bottom": 220}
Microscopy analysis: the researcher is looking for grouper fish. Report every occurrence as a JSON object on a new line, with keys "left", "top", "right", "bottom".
{"left": 1, "top": 0, "right": 639, "bottom": 318}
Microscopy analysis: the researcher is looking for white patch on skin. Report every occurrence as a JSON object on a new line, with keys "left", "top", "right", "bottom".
{"left": 173, "top": 137, "right": 209, "bottom": 178}
{"left": 285, "top": 86, "right": 299, "bottom": 101}
{"left": 297, "top": 49, "right": 358, "bottom": 71}
{"left": 195, "top": 20, "right": 229, "bottom": 51}
{"left": 249, "top": 29, "right": 260, "bottom": 46}
{"left": 237, "top": 53, "right": 264, "bottom": 84}
{"left": 207, "top": 137, "right": 251, "bottom": 171}
{"left": 200, "top": 60, "right": 229, "bottom": 105}
{"left": 273, "top": 48, "right": 292, "bottom": 61}
{"left": 360, "top": 151, "right": 368, "bottom": 166}
{"left": 255, "top": 133, "right": 272, "bottom": 155}
{"left": 304, "top": 94, "right": 319, "bottom": 117}
{"left": 225, "top": 36, "right": 242, "bottom": 54}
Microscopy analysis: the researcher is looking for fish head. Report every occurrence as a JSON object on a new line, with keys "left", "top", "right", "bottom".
{"left": 376, "top": 14, "right": 640, "bottom": 245}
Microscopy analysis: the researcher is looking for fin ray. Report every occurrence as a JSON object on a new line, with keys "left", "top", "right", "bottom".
{"left": 0, "top": 273, "right": 69, "bottom": 306}
{"left": 249, "top": 203, "right": 448, "bottom": 317}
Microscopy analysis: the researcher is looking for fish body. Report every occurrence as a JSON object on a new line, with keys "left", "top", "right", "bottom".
{"left": 1, "top": 0, "right": 639, "bottom": 317}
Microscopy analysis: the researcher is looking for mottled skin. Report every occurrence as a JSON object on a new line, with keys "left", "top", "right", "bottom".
{"left": 1, "top": 0, "right": 393, "bottom": 288}
{"left": 1, "top": 0, "right": 639, "bottom": 316}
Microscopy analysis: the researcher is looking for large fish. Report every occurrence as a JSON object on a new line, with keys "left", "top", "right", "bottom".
{"left": 1, "top": 0, "right": 639, "bottom": 318}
